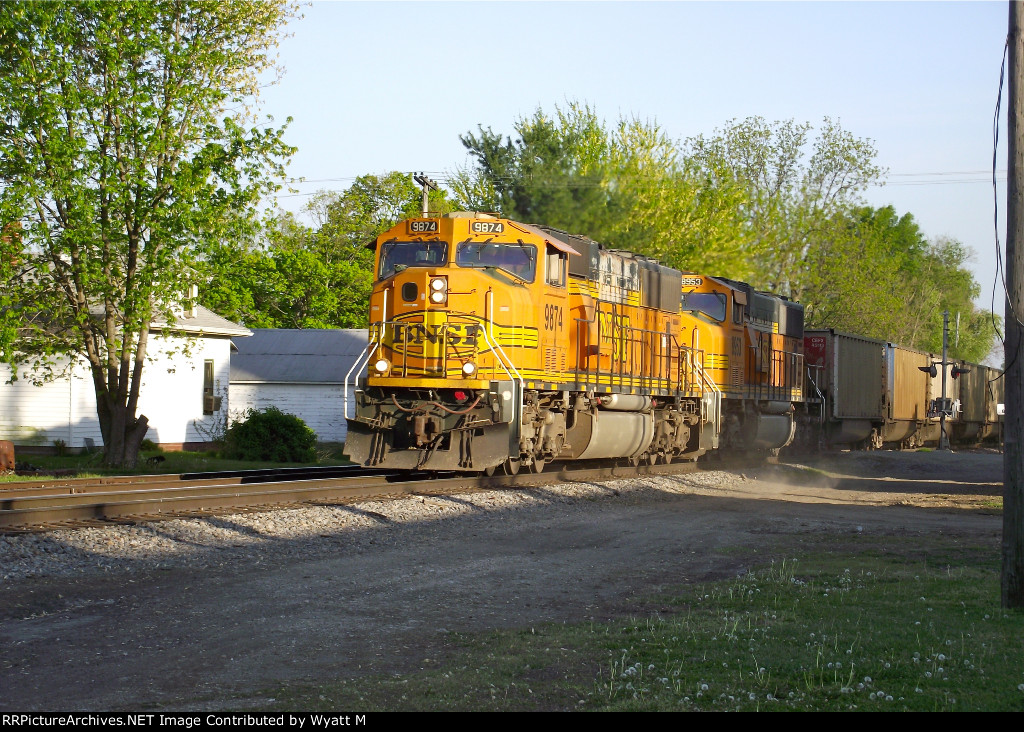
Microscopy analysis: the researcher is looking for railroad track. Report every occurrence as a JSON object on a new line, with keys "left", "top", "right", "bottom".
{"left": 0, "top": 461, "right": 711, "bottom": 533}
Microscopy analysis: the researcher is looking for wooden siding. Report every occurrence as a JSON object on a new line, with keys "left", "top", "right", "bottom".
{"left": 228, "top": 383, "right": 347, "bottom": 443}
{"left": 0, "top": 336, "right": 234, "bottom": 448}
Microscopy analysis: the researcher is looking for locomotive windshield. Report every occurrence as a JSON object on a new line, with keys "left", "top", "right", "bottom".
{"left": 455, "top": 242, "right": 537, "bottom": 283}
{"left": 682, "top": 291, "right": 727, "bottom": 322}
{"left": 378, "top": 240, "right": 449, "bottom": 279}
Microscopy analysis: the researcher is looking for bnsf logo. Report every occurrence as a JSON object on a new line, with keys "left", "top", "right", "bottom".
{"left": 392, "top": 323, "right": 482, "bottom": 348}
{"left": 597, "top": 311, "right": 631, "bottom": 361}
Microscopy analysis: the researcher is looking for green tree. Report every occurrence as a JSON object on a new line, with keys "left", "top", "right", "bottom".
{"left": 687, "top": 117, "right": 885, "bottom": 297}
{"left": 453, "top": 103, "right": 752, "bottom": 278}
{"left": 803, "top": 206, "right": 996, "bottom": 363}
{"left": 0, "top": 1, "right": 296, "bottom": 467}
{"left": 201, "top": 172, "right": 450, "bottom": 328}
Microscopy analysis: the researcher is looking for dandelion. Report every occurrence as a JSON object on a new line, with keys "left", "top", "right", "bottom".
{"left": 885, "top": 695, "right": 893, "bottom": 702}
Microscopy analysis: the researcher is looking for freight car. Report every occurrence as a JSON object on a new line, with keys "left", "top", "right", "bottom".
{"left": 343, "top": 212, "right": 805, "bottom": 473}
{"left": 803, "top": 328, "right": 1003, "bottom": 449}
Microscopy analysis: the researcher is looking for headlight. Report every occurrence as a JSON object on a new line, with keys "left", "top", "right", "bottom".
{"left": 462, "top": 361, "right": 476, "bottom": 377}
{"left": 429, "top": 277, "right": 447, "bottom": 304}
{"left": 373, "top": 358, "right": 390, "bottom": 374}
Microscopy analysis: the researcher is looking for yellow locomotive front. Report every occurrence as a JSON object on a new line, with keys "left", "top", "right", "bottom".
{"left": 345, "top": 212, "right": 574, "bottom": 472}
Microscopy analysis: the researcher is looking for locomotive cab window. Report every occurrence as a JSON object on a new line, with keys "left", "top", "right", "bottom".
{"left": 545, "top": 245, "right": 567, "bottom": 287}
{"left": 733, "top": 301, "right": 745, "bottom": 324}
{"left": 682, "top": 291, "right": 727, "bottom": 322}
{"left": 378, "top": 240, "right": 448, "bottom": 279}
{"left": 456, "top": 241, "right": 537, "bottom": 283}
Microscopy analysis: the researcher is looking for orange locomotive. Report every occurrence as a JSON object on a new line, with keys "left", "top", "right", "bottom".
{"left": 344, "top": 212, "right": 804, "bottom": 472}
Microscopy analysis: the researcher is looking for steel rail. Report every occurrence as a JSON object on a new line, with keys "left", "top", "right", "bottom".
{"left": 0, "top": 456, "right": 771, "bottom": 533}
{"left": 0, "top": 464, "right": 384, "bottom": 493}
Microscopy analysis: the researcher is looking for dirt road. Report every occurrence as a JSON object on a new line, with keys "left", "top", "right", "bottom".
{"left": 0, "top": 449, "right": 1004, "bottom": 711}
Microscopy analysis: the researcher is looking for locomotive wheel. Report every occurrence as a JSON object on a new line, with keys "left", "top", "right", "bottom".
{"left": 628, "top": 454, "right": 641, "bottom": 467}
{"left": 483, "top": 465, "right": 497, "bottom": 477}
{"left": 503, "top": 457, "right": 521, "bottom": 475}
{"left": 529, "top": 457, "right": 546, "bottom": 473}
{"left": 645, "top": 452, "right": 657, "bottom": 466}
{"left": 661, "top": 452, "right": 673, "bottom": 465}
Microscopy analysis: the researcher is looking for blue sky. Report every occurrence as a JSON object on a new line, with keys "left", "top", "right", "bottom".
{"left": 258, "top": 1, "right": 1009, "bottom": 311}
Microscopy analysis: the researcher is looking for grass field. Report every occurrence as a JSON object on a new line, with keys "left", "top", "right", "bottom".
{"left": 1, "top": 446, "right": 352, "bottom": 482}
{"left": 263, "top": 545, "right": 1024, "bottom": 712}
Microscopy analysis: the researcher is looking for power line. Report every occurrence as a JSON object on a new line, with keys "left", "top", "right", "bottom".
{"left": 272, "top": 169, "right": 1009, "bottom": 196}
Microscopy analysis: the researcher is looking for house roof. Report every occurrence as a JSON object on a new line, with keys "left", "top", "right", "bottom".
{"left": 230, "top": 328, "right": 370, "bottom": 384}
{"left": 152, "top": 305, "right": 253, "bottom": 338}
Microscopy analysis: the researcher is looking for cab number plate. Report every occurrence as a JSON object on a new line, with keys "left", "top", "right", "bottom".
{"left": 408, "top": 220, "right": 438, "bottom": 233}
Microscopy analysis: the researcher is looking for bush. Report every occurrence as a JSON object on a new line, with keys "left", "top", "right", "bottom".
{"left": 222, "top": 407, "right": 317, "bottom": 463}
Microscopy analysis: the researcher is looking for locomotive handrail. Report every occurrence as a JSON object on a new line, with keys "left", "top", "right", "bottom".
{"left": 344, "top": 288, "right": 389, "bottom": 420}
{"left": 573, "top": 313, "right": 705, "bottom": 396}
{"left": 690, "top": 343, "right": 722, "bottom": 431}
{"left": 343, "top": 324, "right": 383, "bottom": 420}
{"left": 485, "top": 290, "right": 524, "bottom": 444}
{"left": 747, "top": 333, "right": 804, "bottom": 404}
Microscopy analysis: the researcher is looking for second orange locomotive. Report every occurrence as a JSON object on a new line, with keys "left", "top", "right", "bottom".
{"left": 344, "top": 212, "right": 804, "bottom": 473}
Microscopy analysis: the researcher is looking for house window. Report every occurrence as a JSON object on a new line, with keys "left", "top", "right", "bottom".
{"left": 202, "top": 360, "right": 218, "bottom": 414}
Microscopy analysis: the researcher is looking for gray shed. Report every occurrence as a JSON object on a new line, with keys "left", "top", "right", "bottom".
{"left": 229, "top": 329, "right": 369, "bottom": 443}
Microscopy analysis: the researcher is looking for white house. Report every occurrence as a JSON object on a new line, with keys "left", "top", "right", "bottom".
{"left": 0, "top": 306, "right": 251, "bottom": 451}
{"left": 229, "top": 329, "right": 369, "bottom": 444}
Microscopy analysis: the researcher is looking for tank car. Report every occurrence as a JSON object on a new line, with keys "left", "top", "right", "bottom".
{"left": 343, "top": 212, "right": 804, "bottom": 473}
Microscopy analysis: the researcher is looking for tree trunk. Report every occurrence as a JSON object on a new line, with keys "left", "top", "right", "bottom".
{"left": 96, "top": 387, "right": 150, "bottom": 469}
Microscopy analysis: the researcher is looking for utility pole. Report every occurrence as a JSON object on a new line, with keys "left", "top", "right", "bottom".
{"left": 1004, "top": 0, "right": 1024, "bottom": 609}
{"left": 940, "top": 310, "right": 951, "bottom": 451}
{"left": 413, "top": 173, "right": 438, "bottom": 218}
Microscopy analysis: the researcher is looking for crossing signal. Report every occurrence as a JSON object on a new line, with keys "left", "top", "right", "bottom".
{"left": 951, "top": 365, "right": 971, "bottom": 379}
